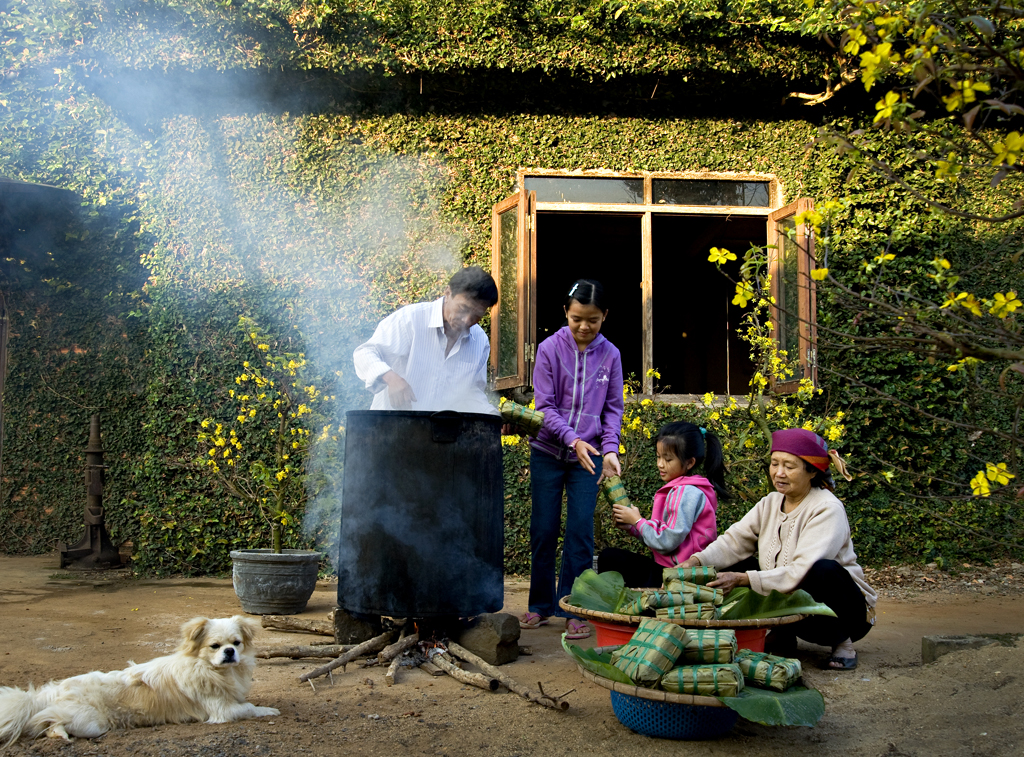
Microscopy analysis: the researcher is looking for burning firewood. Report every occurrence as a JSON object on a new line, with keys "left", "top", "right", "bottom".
{"left": 257, "top": 644, "right": 355, "bottom": 659}
{"left": 298, "top": 630, "right": 395, "bottom": 683}
{"left": 377, "top": 632, "right": 420, "bottom": 664}
{"left": 447, "top": 642, "right": 572, "bottom": 710}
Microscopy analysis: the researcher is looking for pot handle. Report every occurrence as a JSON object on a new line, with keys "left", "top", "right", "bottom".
{"left": 430, "top": 411, "right": 463, "bottom": 443}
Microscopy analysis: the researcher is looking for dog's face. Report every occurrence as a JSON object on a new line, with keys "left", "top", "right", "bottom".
{"left": 178, "top": 615, "right": 259, "bottom": 667}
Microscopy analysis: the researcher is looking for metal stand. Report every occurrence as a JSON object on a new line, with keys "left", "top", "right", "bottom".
{"left": 58, "top": 414, "right": 122, "bottom": 570}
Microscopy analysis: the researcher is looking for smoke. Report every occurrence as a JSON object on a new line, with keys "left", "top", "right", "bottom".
{"left": 19, "top": 0, "right": 502, "bottom": 580}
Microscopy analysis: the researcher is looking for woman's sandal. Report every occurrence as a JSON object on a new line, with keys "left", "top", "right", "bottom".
{"left": 519, "top": 612, "right": 549, "bottom": 630}
{"left": 565, "top": 618, "right": 591, "bottom": 640}
{"left": 821, "top": 653, "right": 858, "bottom": 670}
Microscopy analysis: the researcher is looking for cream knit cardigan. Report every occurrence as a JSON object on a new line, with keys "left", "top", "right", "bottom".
{"left": 692, "top": 487, "right": 877, "bottom": 607}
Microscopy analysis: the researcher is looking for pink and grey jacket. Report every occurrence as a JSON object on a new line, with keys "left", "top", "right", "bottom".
{"left": 630, "top": 475, "right": 719, "bottom": 568}
{"left": 530, "top": 327, "right": 624, "bottom": 462}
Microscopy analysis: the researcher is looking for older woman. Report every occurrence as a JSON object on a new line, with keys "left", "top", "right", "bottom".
{"left": 679, "top": 428, "right": 876, "bottom": 670}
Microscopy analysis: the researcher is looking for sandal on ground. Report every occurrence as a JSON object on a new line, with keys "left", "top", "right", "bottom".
{"left": 821, "top": 654, "right": 858, "bottom": 670}
{"left": 565, "top": 619, "right": 591, "bottom": 640}
{"left": 519, "top": 612, "right": 549, "bottom": 630}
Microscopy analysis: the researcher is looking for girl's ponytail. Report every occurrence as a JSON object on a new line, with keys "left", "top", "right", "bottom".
{"left": 701, "top": 429, "right": 730, "bottom": 500}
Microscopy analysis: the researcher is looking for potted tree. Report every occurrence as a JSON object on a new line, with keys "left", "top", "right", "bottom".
{"left": 197, "top": 316, "right": 338, "bottom": 614}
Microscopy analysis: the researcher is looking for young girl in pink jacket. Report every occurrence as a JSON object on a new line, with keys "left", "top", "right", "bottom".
{"left": 598, "top": 421, "right": 727, "bottom": 587}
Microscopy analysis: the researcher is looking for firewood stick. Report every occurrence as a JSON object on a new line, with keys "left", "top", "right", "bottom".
{"left": 298, "top": 630, "right": 394, "bottom": 682}
{"left": 378, "top": 632, "right": 419, "bottom": 664}
{"left": 258, "top": 644, "right": 355, "bottom": 659}
{"left": 419, "top": 661, "right": 443, "bottom": 676}
{"left": 385, "top": 654, "right": 403, "bottom": 686}
{"left": 446, "top": 642, "right": 571, "bottom": 711}
{"left": 429, "top": 652, "right": 500, "bottom": 692}
{"left": 261, "top": 616, "right": 335, "bottom": 636}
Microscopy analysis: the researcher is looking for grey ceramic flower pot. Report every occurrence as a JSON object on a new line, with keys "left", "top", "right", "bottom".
{"left": 230, "top": 548, "right": 322, "bottom": 615}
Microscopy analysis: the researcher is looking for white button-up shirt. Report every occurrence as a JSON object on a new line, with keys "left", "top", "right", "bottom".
{"left": 353, "top": 297, "right": 498, "bottom": 415}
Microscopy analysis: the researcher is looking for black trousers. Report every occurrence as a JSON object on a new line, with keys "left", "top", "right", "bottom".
{"left": 726, "top": 557, "right": 872, "bottom": 648}
{"left": 597, "top": 547, "right": 665, "bottom": 589}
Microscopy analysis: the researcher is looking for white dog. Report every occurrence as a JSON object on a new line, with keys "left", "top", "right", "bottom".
{"left": 0, "top": 615, "right": 279, "bottom": 745}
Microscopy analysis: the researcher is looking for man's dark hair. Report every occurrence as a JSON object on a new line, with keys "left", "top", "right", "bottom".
{"left": 448, "top": 266, "right": 498, "bottom": 306}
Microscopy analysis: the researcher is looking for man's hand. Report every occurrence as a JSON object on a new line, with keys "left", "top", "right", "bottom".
{"left": 382, "top": 371, "right": 417, "bottom": 409}
{"left": 678, "top": 556, "right": 702, "bottom": 569}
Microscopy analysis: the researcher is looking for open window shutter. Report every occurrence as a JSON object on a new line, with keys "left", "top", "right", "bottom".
{"left": 490, "top": 190, "right": 534, "bottom": 390}
{"left": 767, "top": 198, "right": 817, "bottom": 393}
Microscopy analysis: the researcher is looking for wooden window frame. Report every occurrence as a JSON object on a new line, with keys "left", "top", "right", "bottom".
{"left": 767, "top": 198, "right": 818, "bottom": 393}
{"left": 490, "top": 170, "right": 816, "bottom": 398}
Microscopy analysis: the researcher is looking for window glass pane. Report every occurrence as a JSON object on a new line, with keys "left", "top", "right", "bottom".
{"left": 777, "top": 216, "right": 801, "bottom": 360}
{"left": 497, "top": 206, "right": 519, "bottom": 378}
{"left": 653, "top": 180, "right": 770, "bottom": 207}
{"left": 525, "top": 177, "right": 643, "bottom": 204}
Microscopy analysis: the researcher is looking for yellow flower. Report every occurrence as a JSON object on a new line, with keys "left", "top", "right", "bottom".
{"left": 942, "top": 79, "right": 991, "bottom": 111}
{"left": 618, "top": 444, "right": 626, "bottom": 454}
{"left": 873, "top": 90, "right": 900, "bottom": 123}
{"left": 645, "top": 368, "right": 661, "bottom": 379}
{"left": 641, "top": 399, "right": 653, "bottom": 407}
{"left": 292, "top": 441, "right": 299, "bottom": 449}
{"left": 707, "top": 247, "right": 737, "bottom": 265}
{"left": 990, "top": 291, "right": 1022, "bottom": 318}
{"left": 702, "top": 392, "right": 715, "bottom": 407}
{"left": 985, "top": 462, "right": 1015, "bottom": 485}
{"left": 970, "top": 470, "right": 991, "bottom": 497}
{"left": 810, "top": 268, "right": 829, "bottom": 281}
{"left": 275, "top": 470, "right": 286, "bottom": 481}
{"left": 732, "top": 281, "right": 755, "bottom": 308}
{"left": 992, "top": 132, "right": 1024, "bottom": 166}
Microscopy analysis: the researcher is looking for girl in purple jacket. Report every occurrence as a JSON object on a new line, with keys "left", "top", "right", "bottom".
{"left": 598, "top": 421, "right": 728, "bottom": 587}
{"left": 519, "top": 280, "right": 624, "bottom": 639}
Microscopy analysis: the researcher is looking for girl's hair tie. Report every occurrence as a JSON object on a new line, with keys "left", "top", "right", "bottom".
{"left": 568, "top": 282, "right": 579, "bottom": 297}
{"left": 699, "top": 427, "right": 707, "bottom": 438}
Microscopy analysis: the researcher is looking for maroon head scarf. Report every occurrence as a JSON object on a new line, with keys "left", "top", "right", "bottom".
{"left": 770, "top": 428, "right": 852, "bottom": 483}
{"left": 770, "top": 428, "right": 830, "bottom": 471}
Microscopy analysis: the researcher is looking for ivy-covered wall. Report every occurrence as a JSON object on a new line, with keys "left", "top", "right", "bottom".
{"left": 1, "top": 0, "right": 1018, "bottom": 574}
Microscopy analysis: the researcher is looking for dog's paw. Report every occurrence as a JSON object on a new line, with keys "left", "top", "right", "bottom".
{"left": 46, "top": 725, "right": 72, "bottom": 741}
{"left": 254, "top": 706, "right": 280, "bottom": 718}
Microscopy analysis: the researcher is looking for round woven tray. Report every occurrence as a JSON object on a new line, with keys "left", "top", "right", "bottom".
{"left": 559, "top": 595, "right": 804, "bottom": 629}
{"left": 575, "top": 664, "right": 726, "bottom": 707}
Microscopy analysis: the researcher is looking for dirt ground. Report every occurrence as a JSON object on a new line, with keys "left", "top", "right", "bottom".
{"left": 1, "top": 554, "right": 1022, "bottom": 757}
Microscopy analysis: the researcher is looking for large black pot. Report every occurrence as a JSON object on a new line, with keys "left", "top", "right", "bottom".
{"left": 337, "top": 410, "right": 504, "bottom": 618}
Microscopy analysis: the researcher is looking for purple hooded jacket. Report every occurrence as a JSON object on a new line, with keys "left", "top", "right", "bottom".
{"left": 530, "top": 326, "right": 624, "bottom": 461}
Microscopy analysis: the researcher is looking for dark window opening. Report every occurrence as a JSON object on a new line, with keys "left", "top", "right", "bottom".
{"left": 534, "top": 212, "right": 644, "bottom": 382}
{"left": 651, "top": 215, "right": 760, "bottom": 395}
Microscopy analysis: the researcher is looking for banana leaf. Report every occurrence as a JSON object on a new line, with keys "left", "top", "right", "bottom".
{"left": 568, "top": 569, "right": 640, "bottom": 614}
{"left": 560, "top": 634, "right": 634, "bottom": 685}
{"left": 718, "top": 587, "right": 837, "bottom": 621}
{"left": 718, "top": 686, "right": 825, "bottom": 727}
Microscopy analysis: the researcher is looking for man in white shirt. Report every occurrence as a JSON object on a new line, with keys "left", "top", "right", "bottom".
{"left": 353, "top": 266, "right": 500, "bottom": 415}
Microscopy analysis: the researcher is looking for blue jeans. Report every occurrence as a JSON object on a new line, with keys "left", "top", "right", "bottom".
{"left": 527, "top": 447, "right": 601, "bottom": 618}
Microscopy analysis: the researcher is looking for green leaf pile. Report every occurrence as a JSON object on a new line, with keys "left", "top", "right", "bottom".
{"left": 568, "top": 569, "right": 640, "bottom": 614}
{"left": 719, "top": 587, "right": 837, "bottom": 620}
{"left": 561, "top": 635, "right": 634, "bottom": 685}
{"left": 719, "top": 686, "right": 825, "bottom": 727}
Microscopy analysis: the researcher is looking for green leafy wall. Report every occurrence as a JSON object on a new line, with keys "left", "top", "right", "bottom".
{"left": 0, "top": 0, "right": 1018, "bottom": 574}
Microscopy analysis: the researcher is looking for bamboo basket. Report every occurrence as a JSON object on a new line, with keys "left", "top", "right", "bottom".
{"left": 559, "top": 596, "right": 803, "bottom": 651}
